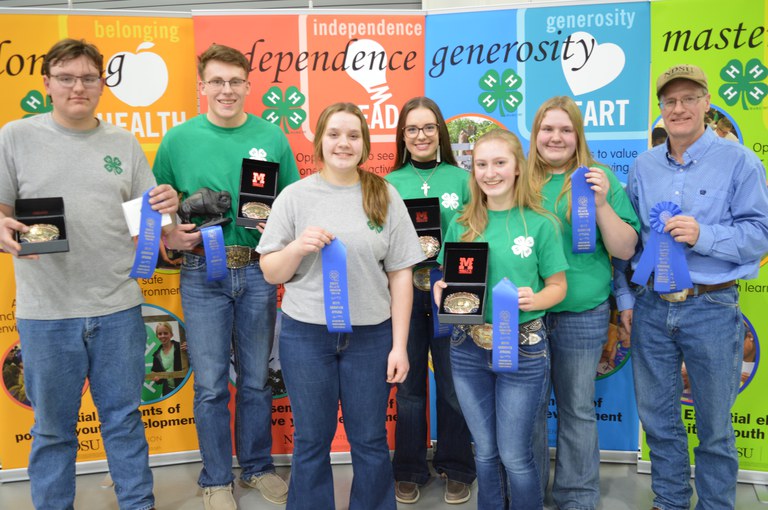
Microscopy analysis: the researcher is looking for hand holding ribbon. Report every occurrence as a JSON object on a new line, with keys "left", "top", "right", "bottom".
{"left": 630, "top": 202, "right": 693, "bottom": 293}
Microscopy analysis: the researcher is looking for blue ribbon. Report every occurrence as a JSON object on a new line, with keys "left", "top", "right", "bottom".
{"left": 631, "top": 201, "right": 693, "bottom": 293}
{"left": 570, "top": 166, "right": 596, "bottom": 253}
{"left": 430, "top": 267, "right": 453, "bottom": 339}
{"left": 322, "top": 238, "right": 353, "bottom": 333}
{"left": 129, "top": 189, "right": 162, "bottom": 279}
{"left": 200, "top": 225, "right": 227, "bottom": 282}
{"left": 492, "top": 278, "right": 519, "bottom": 372}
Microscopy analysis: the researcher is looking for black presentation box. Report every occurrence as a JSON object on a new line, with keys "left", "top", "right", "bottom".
{"left": 15, "top": 197, "right": 69, "bottom": 255}
{"left": 404, "top": 197, "right": 442, "bottom": 263}
{"left": 236, "top": 159, "right": 280, "bottom": 229}
{"left": 437, "top": 242, "right": 488, "bottom": 325}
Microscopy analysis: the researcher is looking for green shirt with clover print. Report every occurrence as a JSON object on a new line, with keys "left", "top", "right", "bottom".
{"left": 541, "top": 164, "right": 640, "bottom": 313}
{"left": 438, "top": 207, "right": 568, "bottom": 324}
{"left": 153, "top": 114, "right": 299, "bottom": 248}
{"left": 385, "top": 162, "right": 470, "bottom": 234}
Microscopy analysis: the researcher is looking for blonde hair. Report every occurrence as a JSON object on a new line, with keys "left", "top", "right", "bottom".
{"left": 457, "top": 129, "right": 545, "bottom": 241}
{"left": 155, "top": 322, "right": 173, "bottom": 336}
{"left": 313, "top": 102, "right": 389, "bottom": 227}
{"left": 528, "top": 96, "right": 596, "bottom": 221}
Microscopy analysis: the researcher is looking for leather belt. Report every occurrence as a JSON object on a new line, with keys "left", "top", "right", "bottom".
{"left": 658, "top": 280, "right": 736, "bottom": 303}
{"left": 466, "top": 318, "right": 545, "bottom": 350}
{"left": 190, "top": 245, "right": 259, "bottom": 269}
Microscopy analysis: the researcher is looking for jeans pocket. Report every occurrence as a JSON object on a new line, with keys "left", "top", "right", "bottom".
{"left": 703, "top": 287, "right": 739, "bottom": 307}
{"left": 450, "top": 325, "right": 469, "bottom": 347}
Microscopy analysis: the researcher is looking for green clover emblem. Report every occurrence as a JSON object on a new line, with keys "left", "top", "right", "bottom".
{"left": 367, "top": 220, "right": 383, "bottom": 233}
{"left": 478, "top": 69, "right": 523, "bottom": 116}
{"left": 20, "top": 90, "right": 53, "bottom": 118}
{"left": 262, "top": 85, "right": 307, "bottom": 133}
{"left": 718, "top": 59, "right": 768, "bottom": 109}
{"left": 104, "top": 155, "right": 124, "bottom": 175}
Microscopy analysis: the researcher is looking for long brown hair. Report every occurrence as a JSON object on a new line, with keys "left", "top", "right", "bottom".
{"left": 457, "top": 129, "right": 545, "bottom": 241}
{"left": 393, "top": 97, "right": 457, "bottom": 170}
{"left": 528, "top": 96, "right": 596, "bottom": 220}
{"left": 313, "top": 102, "right": 389, "bottom": 227}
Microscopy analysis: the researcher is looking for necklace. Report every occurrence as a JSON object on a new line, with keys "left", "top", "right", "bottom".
{"left": 411, "top": 161, "right": 440, "bottom": 197}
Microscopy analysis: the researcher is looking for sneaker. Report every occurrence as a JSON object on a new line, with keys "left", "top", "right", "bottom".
{"left": 239, "top": 472, "right": 288, "bottom": 505}
{"left": 395, "top": 481, "right": 420, "bottom": 504}
{"left": 445, "top": 479, "right": 471, "bottom": 504}
{"left": 202, "top": 485, "right": 236, "bottom": 510}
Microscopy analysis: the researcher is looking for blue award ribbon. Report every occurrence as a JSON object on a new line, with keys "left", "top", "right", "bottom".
{"left": 430, "top": 267, "right": 453, "bottom": 339}
{"left": 570, "top": 166, "right": 596, "bottom": 253}
{"left": 200, "top": 225, "right": 227, "bottom": 282}
{"left": 492, "top": 278, "right": 519, "bottom": 373}
{"left": 631, "top": 201, "right": 693, "bottom": 293}
{"left": 322, "top": 238, "right": 353, "bottom": 333}
{"left": 129, "top": 189, "right": 162, "bottom": 279}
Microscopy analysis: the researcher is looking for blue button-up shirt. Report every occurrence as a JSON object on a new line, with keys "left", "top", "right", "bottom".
{"left": 615, "top": 128, "right": 768, "bottom": 310}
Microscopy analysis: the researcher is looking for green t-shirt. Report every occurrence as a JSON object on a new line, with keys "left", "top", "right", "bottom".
{"left": 438, "top": 207, "right": 568, "bottom": 324}
{"left": 385, "top": 162, "right": 470, "bottom": 234}
{"left": 153, "top": 114, "right": 300, "bottom": 247}
{"left": 541, "top": 164, "right": 640, "bottom": 313}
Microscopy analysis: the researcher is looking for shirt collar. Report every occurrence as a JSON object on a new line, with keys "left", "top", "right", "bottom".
{"left": 665, "top": 127, "right": 715, "bottom": 167}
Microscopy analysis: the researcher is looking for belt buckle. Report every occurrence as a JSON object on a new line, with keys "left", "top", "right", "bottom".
{"left": 412, "top": 267, "right": 432, "bottom": 292}
{"left": 660, "top": 289, "right": 690, "bottom": 302}
{"left": 226, "top": 246, "right": 250, "bottom": 269}
{"left": 469, "top": 324, "right": 494, "bottom": 350}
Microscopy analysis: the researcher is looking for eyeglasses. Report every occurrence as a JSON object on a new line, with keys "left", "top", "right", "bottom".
{"left": 49, "top": 74, "right": 102, "bottom": 88}
{"left": 659, "top": 95, "right": 705, "bottom": 110}
{"left": 403, "top": 124, "right": 439, "bottom": 139}
{"left": 203, "top": 78, "right": 248, "bottom": 90}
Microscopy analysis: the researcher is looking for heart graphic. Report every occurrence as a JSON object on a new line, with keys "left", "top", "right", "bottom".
{"left": 561, "top": 31, "right": 625, "bottom": 96}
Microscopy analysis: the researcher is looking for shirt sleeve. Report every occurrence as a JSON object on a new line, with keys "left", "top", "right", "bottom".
{"left": 256, "top": 185, "right": 297, "bottom": 255}
{"left": 0, "top": 124, "right": 19, "bottom": 207}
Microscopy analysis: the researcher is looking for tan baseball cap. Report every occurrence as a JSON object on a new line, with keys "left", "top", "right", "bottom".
{"left": 656, "top": 64, "right": 708, "bottom": 97}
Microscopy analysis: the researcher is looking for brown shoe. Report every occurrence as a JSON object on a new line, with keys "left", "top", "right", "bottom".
{"left": 395, "top": 481, "right": 420, "bottom": 504}
{"left": 445, "top": 479, "right": 471, "bottom": 504}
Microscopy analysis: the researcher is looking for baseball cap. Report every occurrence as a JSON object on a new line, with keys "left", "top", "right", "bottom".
{"left": 656, "top": 64, "right": 708, "bottom": 97}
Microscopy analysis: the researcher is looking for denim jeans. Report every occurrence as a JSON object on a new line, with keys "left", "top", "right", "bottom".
{"left": 393, "top": 288, "right": 475, "bottom": 485}
{"left": 18, "top": 306, "right": 154, "bottom": 510}
{"left": 631, "top": 285, "right": 743, "bottom": 510}
{"left": 546, "top": 299, "right": 610, "bottom": 509}
{"left": 450, "top": 324, "right": 550, "bottom": 510}
{"left": 181, "top": 253, "right": 276, "bottom": 487}
{"left": 279, "top": 314, "right": 396, "bottom": 510}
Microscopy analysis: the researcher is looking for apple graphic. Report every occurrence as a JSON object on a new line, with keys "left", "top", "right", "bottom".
{"left": 106, "top": 42, "right": 169, "bottom": 107}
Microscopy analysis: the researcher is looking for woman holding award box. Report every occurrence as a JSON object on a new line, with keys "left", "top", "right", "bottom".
{"left": 257, "top": 102, "right": 425, "bottom": 510}
{"left": 384, "top": 97, "right": 476, "bottom": 505}
{"left": 434, "top": 129, "right": 568, "bottom": 509}
{"left": 528, "top": 96, "right": 639, "bottom": 510}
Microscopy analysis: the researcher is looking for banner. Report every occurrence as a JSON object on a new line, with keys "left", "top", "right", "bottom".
{"left": 0, "top": 12, "right": 199, "bottom": 477}
{"left": 641, "top": 0, "right": 768, "bottom": 478}
{"left": 425, "top": 2, "right": 649, "bottom": 455}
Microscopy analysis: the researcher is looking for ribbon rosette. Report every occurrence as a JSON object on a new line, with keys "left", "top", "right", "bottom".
{"left": 631, "top": 201, "right": 693, "bottom": 293}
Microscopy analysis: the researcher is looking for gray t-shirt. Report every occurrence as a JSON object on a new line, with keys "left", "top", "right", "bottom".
{"left": 257, "top": 173, "right": 425, "bottom": 325}
{"left": 0, "top": 113, "right": 156, "bottom": 319}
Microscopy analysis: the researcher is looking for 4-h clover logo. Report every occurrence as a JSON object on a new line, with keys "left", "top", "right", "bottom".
{"left": 719, "top": 59, "right": 768, "bottom": 109}
{"left": 478, "top": 69, "right": 523, "bottom": 116}
{"left": 367, "top": 220, "right": 383, "bottom": 233}
{"left": 512, "top": 236, "right": 534, "bottom": 258}
{"left": 104, "top": 155, "right": 124, "bottom": 175}
{"left": 249, "top": 148, "right": 268, "bottom": 161}
{"left": 442, "top": 192, "right": 460, "bottom": 210}
{"left": 262, "top": 85, "right": 307, "bottom": 133}
{"left": 20, "top": 90, "right": 53, "bottom": 118}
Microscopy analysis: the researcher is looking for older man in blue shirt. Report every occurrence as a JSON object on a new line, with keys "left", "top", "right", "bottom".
{"left": 625, "top": 64, "right": 768, "bottom": 510}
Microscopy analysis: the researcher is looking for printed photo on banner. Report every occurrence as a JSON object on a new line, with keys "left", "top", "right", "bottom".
{"left": 141, "top": 305, "right": 189, "bottom": 403}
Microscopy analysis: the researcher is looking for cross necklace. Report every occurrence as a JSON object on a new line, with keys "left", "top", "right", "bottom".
{"left": 412, "top": 160, "right": 440, "bottom": 197}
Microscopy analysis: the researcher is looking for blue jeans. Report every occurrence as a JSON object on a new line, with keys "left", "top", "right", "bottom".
{"left": 546, "top": 299, "right": 609, "bottom": 509}
{"left": 631, "top": 285, "right": 743, "bottom": 510}
{"left": 279, "top": 314, "right": 396, "bottom": 510}
{"left": 450, "top": 325, "right": 550, "bottom": 510}
{"left": 181, "top": 253, "right": 276, "bottom": 487}
{"left": 393, "top": 288, "right": 475, "bottom": 485}
{"left": 18, "top": 306, "right": 154, "bottom": 510}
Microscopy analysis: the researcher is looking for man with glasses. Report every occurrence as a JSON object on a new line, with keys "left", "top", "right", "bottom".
{"left": 0, "top": 38, "right": 180, "bottom": 510}
{"left": 155, "top": 43, "right": 299, "bottom": 510}
{"left": 622, "top": 64, "right": 768, "bottom": 509}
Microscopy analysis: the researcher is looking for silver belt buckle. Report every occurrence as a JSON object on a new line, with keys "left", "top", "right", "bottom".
{"left": 226, "top": 245, "right": 250, "bottom": 269}
{"left": 469, "top": 324, "right": 494, "bottom": 350}
{"left": 659, "top": 289, "right": 690, "bottom": 302}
